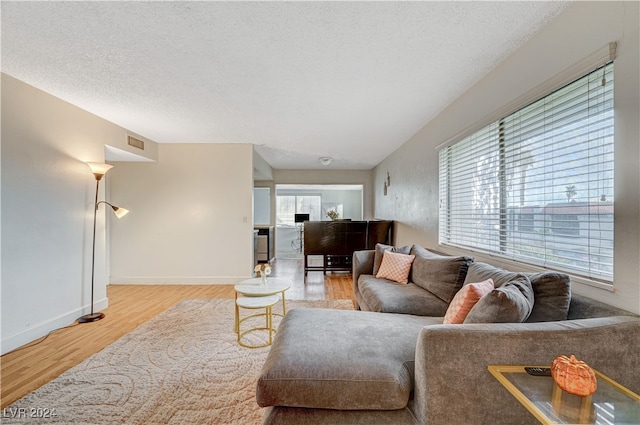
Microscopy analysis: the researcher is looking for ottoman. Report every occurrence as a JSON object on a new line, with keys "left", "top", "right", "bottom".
{"left": 256, "top": 308, "right": 442, "bottom": 411}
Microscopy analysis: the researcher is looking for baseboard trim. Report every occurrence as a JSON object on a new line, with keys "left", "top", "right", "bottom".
{"left": 109, "top": 276, "right": 253, "bottom": 285}
{"left": 1, "top": 297, "right": 109, "bottom": 355}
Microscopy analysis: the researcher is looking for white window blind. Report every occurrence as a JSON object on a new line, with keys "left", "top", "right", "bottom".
{"left": 439, "top": 63, "right": 614, "bottom": 282}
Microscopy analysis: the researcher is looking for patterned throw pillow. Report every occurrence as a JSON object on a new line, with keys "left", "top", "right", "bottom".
{"left": 443, "top": 279, "right": 494, "bottom": 324}
{"left": 375, "top": 251, "right": 416, "bottom": 284}
{"left": 373, "top": 243, "right": 412, "bottom": 275}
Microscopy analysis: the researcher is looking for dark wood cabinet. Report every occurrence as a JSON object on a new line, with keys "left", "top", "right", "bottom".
{"left": 303, "top": 220, "right": 392, "bottom": 276}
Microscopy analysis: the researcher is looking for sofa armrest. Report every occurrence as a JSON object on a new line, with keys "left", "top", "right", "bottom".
{"left": 412, "top": 316, "right": 640, "bottom": 425}
{"left": 352, "top": 250, "right": 375, "bottom": 303}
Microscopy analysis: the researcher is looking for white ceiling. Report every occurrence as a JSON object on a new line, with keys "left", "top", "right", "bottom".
{"left": 1, "top": 1, "right": 569, "bottom": 170}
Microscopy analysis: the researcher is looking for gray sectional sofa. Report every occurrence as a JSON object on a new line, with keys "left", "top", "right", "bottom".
{"left": 256, "top": 245, "right": 640, "bottom": 425}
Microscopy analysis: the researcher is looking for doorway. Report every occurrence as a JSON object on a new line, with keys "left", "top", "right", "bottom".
{"left": 275, "top": 184, "right": 363, "bottom": 259}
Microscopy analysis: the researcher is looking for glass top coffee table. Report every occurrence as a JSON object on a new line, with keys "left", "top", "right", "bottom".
{"left": 488, "top": 365, "right": 640, "bottom": 424}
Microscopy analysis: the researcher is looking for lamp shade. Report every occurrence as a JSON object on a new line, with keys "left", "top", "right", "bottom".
{"left": 113, "top": 207, "right": 129, "bottom": 219}
{"left": 87, "top": 162, "right": 113, "bottom": 179}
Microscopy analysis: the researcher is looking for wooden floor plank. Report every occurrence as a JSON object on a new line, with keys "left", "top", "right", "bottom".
{"left": 0, "top": 259, "right": 355, "bottom": 407}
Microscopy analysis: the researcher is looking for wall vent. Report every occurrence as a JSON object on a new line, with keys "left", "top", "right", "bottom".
{"left": 127, "top": 135, "right": 145, "bottom": 150}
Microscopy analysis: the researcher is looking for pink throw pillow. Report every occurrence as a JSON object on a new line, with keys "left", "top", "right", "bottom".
{"left": 443, "top": 279, "right": 495, "bottom": 324}
{"left": 375, "top": 251, "right": 416, "bottom": 284}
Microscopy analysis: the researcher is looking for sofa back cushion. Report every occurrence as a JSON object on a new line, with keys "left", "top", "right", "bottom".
{"left": 464, "top": 262, "right": 571, "bottom": 322}
{"left": 409, "top": 244, "right": 473, "bottom": 304}
{"left": 464, "top": 275, "right": 534, "bottom": 323}
{"left": 525, "top": 272, "right": 571, "bottom": 322}
{"left": 568, "top": 293, "right": 636, "bottom": 319}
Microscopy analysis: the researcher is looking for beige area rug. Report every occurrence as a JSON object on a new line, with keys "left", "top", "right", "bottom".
{"left": 4, "top": 299, "right": 354, "bottom": 425}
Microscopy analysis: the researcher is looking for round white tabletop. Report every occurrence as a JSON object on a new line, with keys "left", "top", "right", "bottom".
{"left": 234, "top": 277, "right": 292, "bottom": 297}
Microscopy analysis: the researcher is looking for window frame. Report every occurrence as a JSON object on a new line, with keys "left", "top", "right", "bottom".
{"left": 438, "top": 60, "right": 615, "bottom": 284}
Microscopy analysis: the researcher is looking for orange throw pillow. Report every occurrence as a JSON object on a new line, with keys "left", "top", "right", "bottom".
{"left": 375, "top": 251, "right": 416, "bottom": 284}
{"left": 443, "top": 279, "right": 494, "bottom": 324}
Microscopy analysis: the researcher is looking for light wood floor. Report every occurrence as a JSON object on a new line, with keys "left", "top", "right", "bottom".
{"left": 1, "top": 259, "right": 355, "bottom": 408}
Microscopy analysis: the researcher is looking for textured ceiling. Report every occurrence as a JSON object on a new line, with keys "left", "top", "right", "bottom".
{"left": 1, "top": 1, "right": 569, "bottom": 170}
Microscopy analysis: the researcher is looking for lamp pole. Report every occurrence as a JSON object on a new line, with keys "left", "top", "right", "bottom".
{"left": 78, "top": 178, "right": 104, "bottom": 322}
{"left": 78, "top": 166, "right": 108, "bottom": 323}
{"left": 78, "top": 162, "right": 132, "bottom": 323}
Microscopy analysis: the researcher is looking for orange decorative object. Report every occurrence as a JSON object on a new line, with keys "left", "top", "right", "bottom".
{"left": 551, "top": 355, "right": 597, "bottom": 397}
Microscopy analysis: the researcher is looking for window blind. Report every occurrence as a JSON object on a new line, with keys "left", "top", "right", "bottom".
{"left": 439, "top": 63, "right": 614, "bottom": 282}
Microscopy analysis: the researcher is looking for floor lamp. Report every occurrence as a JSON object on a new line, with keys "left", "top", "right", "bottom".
{"left": 78, "top": 162, "right": 129, "bottom": 324}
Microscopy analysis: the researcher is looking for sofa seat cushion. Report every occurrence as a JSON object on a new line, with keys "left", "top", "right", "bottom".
{"left": 464, "top": 262, "right": 571, "bottom": 322}
{"left": 257, "top": 308, "right": 442, "bottom": 411}
{"left": 358, "top": 275, "right": 450, "bottom": 316}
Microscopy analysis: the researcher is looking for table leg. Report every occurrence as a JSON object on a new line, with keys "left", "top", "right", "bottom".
{"left": 304, "top": 255, "right": 308, "bottom": 277}
{"left": 551, "top": 383, "right": 562, "bottom": 415}
{"left": 579, "top": 395, "right": 592, "bottom": 423}
{"left": 236, "top": 305, "right": 241, "bottom": 344}
{"left": 265, "top": 305, "right": 269, "bottom": 329}
{"left": 281, "top": 290, "right": 287, "bottom": 315}
{"left": 267, "top": 306, "right": 273, "bottom": 345}
{"left": 234, "top": 292, "right": 239, "bottom": 333}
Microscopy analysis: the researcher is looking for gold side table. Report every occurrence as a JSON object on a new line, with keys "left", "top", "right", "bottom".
{"left": 233, "top": 278, "right": 291, "bottom": 348}
{"left": 488, "top": 365, "right": 640, "bottom": 424}
{"left": 235, "top": 294, "right": 280, "bottom": 349}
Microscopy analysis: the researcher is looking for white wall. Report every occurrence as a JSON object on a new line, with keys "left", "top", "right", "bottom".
{"left": 276, "top": 187, "right": 363, "bottom": 221}
{"left": 108, "top": 143, "right": 255, "bottom": 284}
{"left": 321, "top": 190, "right": 363, "bottom": 221}
{"left": 1, "top": 74, "right": 156, "bottom": 354}
{"left": 254, "top": 187, "right": 271, "bottom": 225}
{"left": 374, "top": 2, "right": 640, "bottom": 313}
{"left": 274, "top": 169, "right": 374, "bottom": 219}
{"left": 253, "top": 149, "right": 273, "bottom": 181}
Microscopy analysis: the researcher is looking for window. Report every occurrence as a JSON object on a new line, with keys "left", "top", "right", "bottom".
{"left": 276, "top": 195, "right": 321, "bottom": 226}
{"left": 551, "top": 214, "right": 580, "bottom": 237}
{"left": 439, "top": 63, "right": 614, "bottom": 282}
